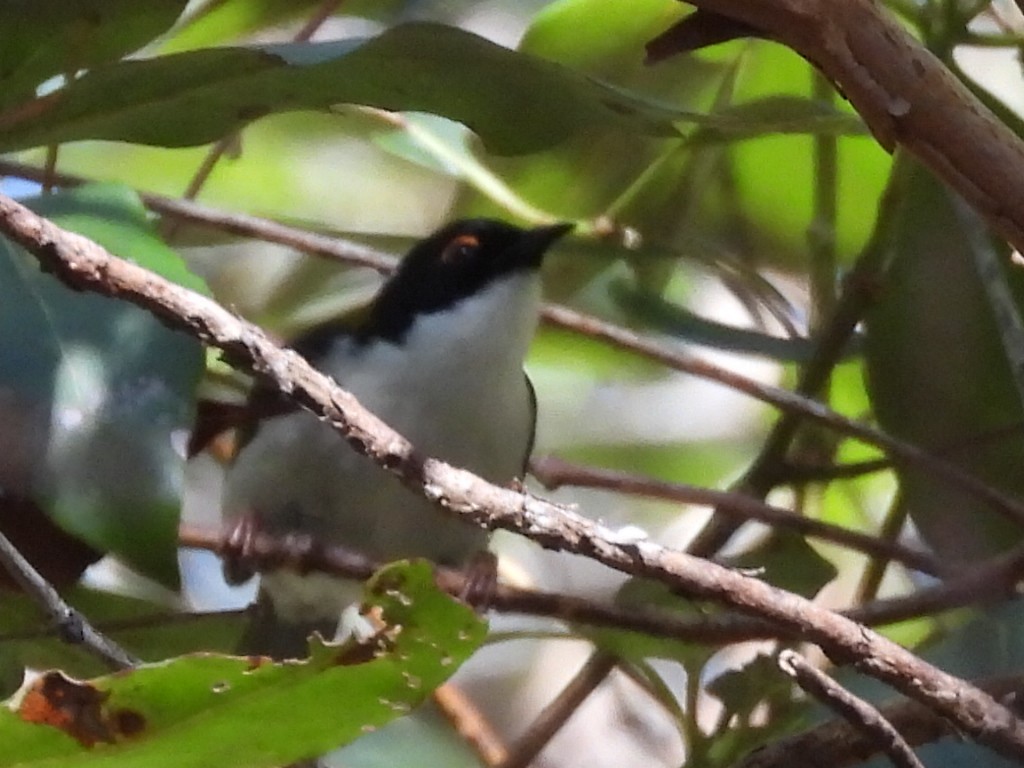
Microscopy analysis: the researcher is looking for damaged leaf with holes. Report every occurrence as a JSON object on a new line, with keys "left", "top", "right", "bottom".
{"left": 0, "top": 561, "right": 485, "bottom": 768}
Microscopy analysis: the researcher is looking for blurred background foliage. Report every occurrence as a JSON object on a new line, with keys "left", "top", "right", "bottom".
{"left": 2, "top": 0, "right": 1024, "bottom": 766}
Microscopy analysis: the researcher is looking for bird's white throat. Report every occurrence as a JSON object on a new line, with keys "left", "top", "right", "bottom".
{"left": 322, "top": 271, "right": 543, "bottom": 391}
{"left": 396, "top": 271, "right": 543, "bottom": 374}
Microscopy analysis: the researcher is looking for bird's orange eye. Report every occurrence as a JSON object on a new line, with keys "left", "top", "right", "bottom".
{"left": 441, "top": 233, "right": 480, "bottom": 263}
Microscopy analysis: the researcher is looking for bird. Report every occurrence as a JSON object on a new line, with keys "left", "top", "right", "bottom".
{"left": 218, "top": 218, "right": 573, "bottom": 658}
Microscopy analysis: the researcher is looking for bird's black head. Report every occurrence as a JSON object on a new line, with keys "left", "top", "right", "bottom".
{"left": 358, "top": 218, "right": 572, "bottom": 343}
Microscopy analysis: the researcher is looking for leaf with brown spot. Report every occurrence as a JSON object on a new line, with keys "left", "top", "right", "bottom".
{"left": 18, "top": 672, "right": 116, "bottom": 747}
{"left": 0, "top": 561, "right": 484, "bottom": 768}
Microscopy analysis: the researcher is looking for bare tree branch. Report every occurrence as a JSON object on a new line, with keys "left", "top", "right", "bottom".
{"left": 648, "top": 0, "right": 1024, "bottom": 256}
{"left": 433, "top": 683, "right": 508, "bottom": 768}
{"left": 3, "top": 159, "right": 1021, "bottom": 539}
{"left": 4, "top": 193, "right": 1024, "bottom": 760}
{"left": 177, "top": 523, "right": 776, "bottom": 646}
{"left": 179, "top": 520, "right": 1024, "bottom": 647}
{"left": 539, "top": 303, "right": 1024, "bottom": 534}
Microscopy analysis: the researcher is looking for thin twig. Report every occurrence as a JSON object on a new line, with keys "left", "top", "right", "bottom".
{"left": 735, "top": 673, "right": 1024, "bottom": 768}
{"left": 775, "top": 457, "right": 892, "bottom": 483}
{"left": 161, "top": 0, "right": 344, "bottom": 239}
{"left": 433, "top": 684, "right": 508, "bottom": 767}
{"left": 177, "top": 521, "right": 1024, "bottom": 649}
{"left": 530, "top": 456, "right": 944, "bottom": 577}
{"left": 499, "top": 652, "right": 618, "bottom": 768}
{"left": 540, "top": 302, "right": 1024, "bottom": 535}
{"left": 294, "top": 0, "right": 344, "bottom": 41}
{"left": 0, "top": 529, "right": 138, "bottom": 670}
{"left": 177, "top": 523, "right": 763, "bottom": 646}
{"left": 854, "top": 491, "right": 910, "bottom": 606}
{"left": 511, "top": 161, "right": 912, "bottom": 754}
{"left": 778, "top": 650, "right": 925, "bottom": 768}
{"left": 0, "top": 159, "right": 399, "bottom": 272}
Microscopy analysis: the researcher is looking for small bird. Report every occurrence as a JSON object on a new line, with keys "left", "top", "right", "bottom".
{"left": 220, "top": 219, "right": 572, "bottom": 658}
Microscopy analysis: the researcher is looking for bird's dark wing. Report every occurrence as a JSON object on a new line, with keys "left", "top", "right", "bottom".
{"left": 187, "top": 390, "right": 299, "bottom": 459}
{"left": 522, "top": 372, "right": 538, "bottom": 476}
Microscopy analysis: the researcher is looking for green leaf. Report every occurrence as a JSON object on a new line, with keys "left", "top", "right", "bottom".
{"left": 369, "top": 113, "right": 475, "bottom": 177}
{"left": 0, "top": 184, "right": 208, "bottom": 585}
{"left": 864, "top": 161, "right": 1024, "bottom": 561}
{"left": 0, "top": 23, "right": 677, "bottom": 157}
{"left": 0, "top": 0, "right": 188, "bottom": 109}
{"left": 584, "top": 578, "right": 717, "bottom": 667}
{"left": 0, "top": 561, "right": 485, "bottom": 768}
{"left": 727, "top": 532, "right": 837, "bottom": 599}
{"left": 706, "top": 706, "right": 808, "bottom": 767}
{"left": 727, "top": 41, "right": 892, "bottom": 271}
{"left": 455, "top": 0, "right": 721, "bottom": 240}
{"left": 706, "top": 653, "right": 792, "bottom": 720}
{"left": 523, "top": 0, "right": 691, "bottom": 78}
{"left": 29, "top": 183, "right": 211, "bottom": 295}
{"left": 704, "top": 654, "right": 808, "bottom": 764}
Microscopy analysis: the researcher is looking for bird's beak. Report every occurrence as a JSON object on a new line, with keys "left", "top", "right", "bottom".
{"left": 530, "top": 222, "right": 575, "bottom": 248}
{"left": 512, "top": 222, "right": 574, "bottom": 269}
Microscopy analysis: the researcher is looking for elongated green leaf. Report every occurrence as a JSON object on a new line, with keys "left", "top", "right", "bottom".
{"left": 588, "top": 578, "right": 716, "bottom": 667}
{"left": 684, "top": 95, "right": 868, "bottom": 142}
{"left": 0, "top": 184, "right": 207, "bottom": 585}
{"left": 0, "top": 0, "right": 187, "bottom": 109}
{"left": 706, "top": 655, "right": 808, "bottom": 765}
{"left": 864, "top": 162, "right": 1024, "bottom": 561}
{"left": 0, "top": 562, "right": 485, "bottom": 768}
{"left": 707, "top": 654, "right": 794, "bottom": 721}
{"left": 0, "top": 23, "right": 677, "bottom": 157}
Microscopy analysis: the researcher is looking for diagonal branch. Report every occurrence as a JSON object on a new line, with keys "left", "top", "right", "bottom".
{"left": 737, "top": 673, "right": 1024, "bottom": 768}
{"left": 0, "top": 529, "right": 137, "bottom": 670}
{"left": 3, "top": 160, "right": 1022, "bottom": 535}
{"left": 530, "top": 455, "right": 943, "bottom": 576}
{"left": 648, "top": 0, "right": 1024, "bottom": 255}
{"left": 4, "top": 193, "right": 1024, "bottom": 760}
{"left": 778, "top": 650, "right": 925, "bottom": 768}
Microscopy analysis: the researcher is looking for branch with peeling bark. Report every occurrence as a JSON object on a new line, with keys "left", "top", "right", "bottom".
{"left": 3, "top": 193, "right": 1024, "bottom": 759}
{"left": 3, "top": 159, "right": 1022, "bottom": 536}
